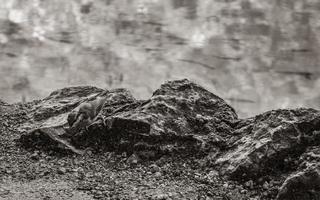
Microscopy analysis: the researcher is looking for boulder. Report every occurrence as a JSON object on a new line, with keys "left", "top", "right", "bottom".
{"left": 19, "top": 79, "right": 237, "bottom": 156}
{"left": 276, "top": 164, "right": 320, "bottom": 200}
{"left": 89, "top": 79, "right": 237, "bottom": 156}
{"left": 214, "top": 108, "right": 320, "bottom": 181}
{"left": 19, "top": 86, "right": 136, "bottom": 154}
{"left": 16, "top": 79, "right": 320, "bottom": 199}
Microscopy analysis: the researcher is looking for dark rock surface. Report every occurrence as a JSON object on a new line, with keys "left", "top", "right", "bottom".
{"left": 19, "top": 79, "right": 238, "bottom": 156}
{"left": 275, "top": 146, "right": 320, "bottom": 200}
{"left": 215, "top": 108, "right": 320, "bottom": 181}
{"left": 10, "top": 79, "right": 320, "bottom": 199}
{"left": 276, "top": 164, "right": 320, "bottom": 200}
{"left": 19, "top": 86, "right": 136, "bottom": 154}
{"left": 97, "top": 79, "right": 238, "bottom": 157}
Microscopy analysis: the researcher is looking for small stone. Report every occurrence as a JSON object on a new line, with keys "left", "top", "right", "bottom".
{"left": 228, "top": 184, "right": 235, "bottom": 189}
{"left": 85, "top": 172, "right": 94, "bottom": 178}
{"left": 86, "top": 150, "right": 93, "bottom": 156}
{"left": 258, "top": 177, "right": 264, "bottom": 183}
{"left": 154, "top": 172, "right": 162, "bottom": 177}
{"left": 245, "top": 180, "right": 254, "bottom": 189}
{"left": 57, "top": 167, "right": 66, "bottom": 174}
{"left": 0, "top": 188, "right": 10, "bottom": 195}
{"left": 30, "top": 152, "right": 39, "bottom": 160}
{"left": 240, "top": 189, "right": 247, "bottom": 194}
{"left": 127, "top": 153, "right": 140, "bottom": 165}
{"left": 262, "top": 181, "right": 269, "bottom": 190}
{"left": 150, "top": 164, "right": 161, "bottom": 173}
{"left": 208, "top": 170, "right": 219, "bottom": 177}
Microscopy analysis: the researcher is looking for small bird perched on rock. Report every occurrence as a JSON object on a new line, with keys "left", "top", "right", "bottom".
{"left": 67, "top": 97, "right": 106, "bottom": 136}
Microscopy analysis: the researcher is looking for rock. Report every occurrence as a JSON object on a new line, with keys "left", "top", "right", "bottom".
{"left": 276, "top": 164, "right": 320, "bottom": 200}
{"left": 136, "top": 150, "right": 157, "bottom": 160}
{"left": 214, "top": 108, "right": 320, "bottom": 181}
{"left": 240, "top": 189, "right": 247, "bottom": 194}
{"left": 154, "top": 172, "right": 162, "bottom": 177}
{"left": 149, "top": 164, "right": 161, "bottom": 173}
{"left": 127, "top": 153, "right": 140, "bottom": 165}
{"left": 57, "top": 167, "right": 67, "bottom": 174}
{"left": 245, "top": 180, "right": 254, "bottom": 189}
{"left": 20, "top": 79, "right": 237, "bottom": 158}
{"left": 0, "top": 99, "right": 9, "bottom": 106}
{"left": 98, "top": 79, "right": 237, "bottom": 156}
{"left": 30, "top": 152, "right": 39, "bottom": 160}
{"left": 18, "top": 86, "right": 136, "bottom": 153}
{"left": 262, "top": 181, "right": 269, "bottom": 190}
{"left": 14, "top": 79, "right": 320, "bottom": 199}
{"left": 0, "top": 187, "right": 10, "bottom": 196}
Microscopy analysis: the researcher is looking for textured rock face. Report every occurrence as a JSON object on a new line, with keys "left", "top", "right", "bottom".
{"left": 276, "top": 164, "right": 320, "bottom": 200}
{"left": 98, "top": 79, "right": 237, "bottom": 156}
{"left": 20, "top": 79, "right": 238, "bottom": 156}
{"left": 17, "top": 79, "right": 320, "bottom": 198}
{"left": 19, "top": 86, "right": 136, "bottom": 154}
{"left": 215, "top": 108, "right": 320, "bottom": 180}
{"left": 275, "top": 146, "right": 320, "bottom": 200}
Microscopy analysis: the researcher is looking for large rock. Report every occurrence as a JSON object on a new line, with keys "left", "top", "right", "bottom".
{"left": 276, "top": 164, "right": 320, "bottom": 200}
{"left": 94, "top": 79, "right": 238, "bottom": 156}
{"left": 19, "top": 86, "right": 136, "bottom": 154}
{"left": 16, "top": 79, "right": 320, "bottom": 198}
{"left": 276, "top": 146, "right": 320, "bottom": 200}
{"left": 214, "top": 108, "right": 320, "bottom": 181}
{"left": 19, "top": 79, "right": 237, "bottom": 156}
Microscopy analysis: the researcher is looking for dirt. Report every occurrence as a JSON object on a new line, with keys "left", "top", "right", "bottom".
{"left": 0, "top": 101, "right": 267, "bottom": 200}
{"left": 3, "top": 79, "right": 320, "bottom": 200}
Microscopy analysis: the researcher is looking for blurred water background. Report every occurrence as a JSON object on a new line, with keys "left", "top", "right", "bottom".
{"left": 1, "top": 0, "right": 320, "bottom": 117}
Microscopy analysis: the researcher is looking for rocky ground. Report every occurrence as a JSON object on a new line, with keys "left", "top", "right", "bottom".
{"left": 1, "top": 79, "right": 320, "bottom": 200}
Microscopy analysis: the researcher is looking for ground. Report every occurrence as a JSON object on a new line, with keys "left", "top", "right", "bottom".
{"left": 0, "top": 103, "right": 276, "bottom": 200}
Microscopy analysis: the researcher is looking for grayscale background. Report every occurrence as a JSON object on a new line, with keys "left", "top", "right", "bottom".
{"left": 1, "top": 0, "right": 319, "bottom": 117}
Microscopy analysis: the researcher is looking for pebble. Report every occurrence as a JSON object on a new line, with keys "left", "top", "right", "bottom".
{"left": 30, "top": 152, "right": 39, "bottom": 160}
{"left": 127, "top": 154, "right": 139, "bottom": 165}
{"left": 240, "top": 189, "right": 247, "bottom": 194}
{"left": 154, "top": 172, "right": 162, "bottom": 177}
{"left": 263, "top": 181, "right": 269, "bottom": 190}
{"left": 245, "top": 180, "right": 254, "bottom": 189}
{"left": 57, "top": 167, "right": 67, "bottom": 174}
{"left": 150, "top": 164, "right": 161, "bottom": 173}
